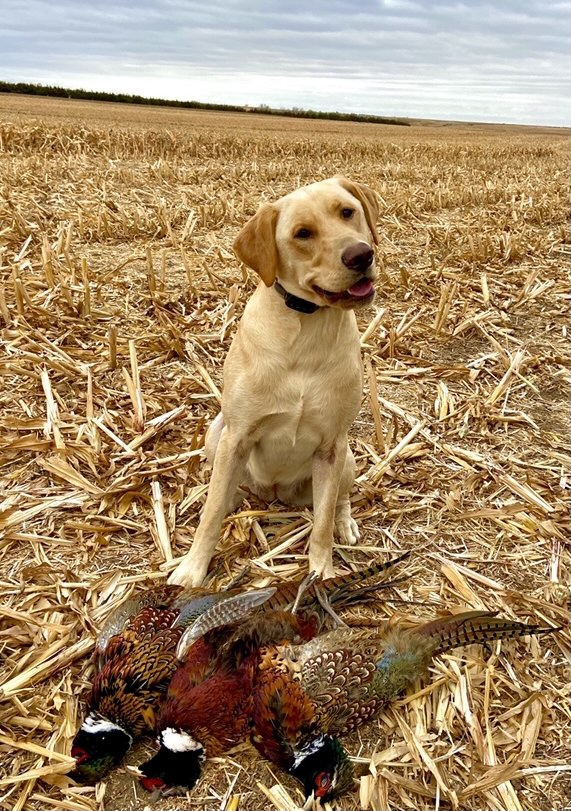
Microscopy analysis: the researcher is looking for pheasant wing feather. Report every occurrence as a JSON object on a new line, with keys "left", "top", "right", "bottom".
{"left": 95, "top": 585, "right": 184, "bottom": 660}
{"left": 289, "top": 630, "right": 389, "bottom": 734}
{"left": 92, "top": 627, "right": 183, "bottom": 735}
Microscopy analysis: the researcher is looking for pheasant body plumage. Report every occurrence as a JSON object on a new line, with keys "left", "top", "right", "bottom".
{"left": 250, "top": 610, "right": 558, "bottom": 802}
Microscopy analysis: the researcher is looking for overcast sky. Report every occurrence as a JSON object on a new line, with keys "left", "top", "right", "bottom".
{"left": 1, "top": 0, "right": 569, "bottom": 126}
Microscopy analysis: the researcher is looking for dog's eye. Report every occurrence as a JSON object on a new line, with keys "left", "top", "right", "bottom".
{"left": 294, "top": 227, "right": 312, "bottom": 239}
{"left": 341, "top": 208, "right": 354, "bottom": 219}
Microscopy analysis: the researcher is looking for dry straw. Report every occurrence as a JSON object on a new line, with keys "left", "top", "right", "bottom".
{"left": 0, "top": 95, "right": 569, "bottom": 811}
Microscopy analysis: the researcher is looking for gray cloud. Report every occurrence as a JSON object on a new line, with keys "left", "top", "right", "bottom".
{"left": 1, "top": 0, "right": 569, "bottom": 125}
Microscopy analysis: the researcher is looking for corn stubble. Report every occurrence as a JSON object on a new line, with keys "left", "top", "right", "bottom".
{"left": 0, "top": 96, "right": 569, "bottom": 811}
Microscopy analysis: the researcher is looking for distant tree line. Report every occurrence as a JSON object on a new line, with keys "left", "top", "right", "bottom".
{"left": 0, "top": 81, "right": 410, "bottom": 126}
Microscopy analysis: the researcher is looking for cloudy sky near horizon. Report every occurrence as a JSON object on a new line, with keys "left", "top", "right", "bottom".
{"left": 1, "top": 0, "right": 569, "bottom": 127}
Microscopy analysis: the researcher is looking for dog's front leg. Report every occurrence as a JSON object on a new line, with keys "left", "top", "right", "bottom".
{"left": 307, "top": 437, "right": 348, "bottom": 580}
{"left": 168, "top": 426, "right": 249, "bottom": 587}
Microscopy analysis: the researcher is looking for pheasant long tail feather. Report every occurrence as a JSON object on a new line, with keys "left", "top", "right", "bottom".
{"left": 417, "top": 610, "right": 559, "bottom": 654}
{"left": 331, "top": 574, "right": 411, "bottom": 609}
{"left": 267, "top": 552, "right": 411, "bottom": 612}
{"left": 327, "top": 550, "right": 412, "bottom": 607}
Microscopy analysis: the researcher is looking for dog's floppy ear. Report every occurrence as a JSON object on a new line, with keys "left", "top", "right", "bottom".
{"left": 233, "top": 203, "right": 279, "bottom": 286}
{"left": 336, "top": 177, "right": 379, "bottom": 245}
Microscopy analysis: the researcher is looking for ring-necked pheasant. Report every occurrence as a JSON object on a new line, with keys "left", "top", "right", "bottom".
{"left": 71, "top": 552, "right": 409, "bottom": 782}
{"left": 249, "top": 611, "right": 560, "bottom": 803}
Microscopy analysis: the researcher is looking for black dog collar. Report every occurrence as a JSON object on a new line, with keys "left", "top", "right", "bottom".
{"left": 273, "top": 280, "right": 322, "bottom": 314}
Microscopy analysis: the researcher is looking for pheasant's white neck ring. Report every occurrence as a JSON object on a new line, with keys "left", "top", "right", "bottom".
{"left": 292, "top": 734, "right": 328, "bottom": 769}
{"left": 161, "top": 728, "right": 204, "bottom": 755}
{"left": 81, "top": 712, "right": 128, "bottom": 737}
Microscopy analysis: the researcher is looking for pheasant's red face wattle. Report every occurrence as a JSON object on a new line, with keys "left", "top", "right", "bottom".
{"left": 139, "top": 775, "right": 166, "bottom": 792}
{"left": 314, "top": 770, "right": 333, "bottom": 798}
{"left": 71, "top": 747, "right": 90, "bottom": 765}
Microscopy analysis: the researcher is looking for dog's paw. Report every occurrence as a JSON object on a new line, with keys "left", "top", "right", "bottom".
{"left": 312, "top": 561, "right": 336, "bottom": 581}
{"left": 335, "top": 515, "right": 360, "bottom": 545}
{"left": 308, "top": 551, "right": 336, "bottom": 581}
{"left": 168, "top": 557, "right": 208, "bottom": 587}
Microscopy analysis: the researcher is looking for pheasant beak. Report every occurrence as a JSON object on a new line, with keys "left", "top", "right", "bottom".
{"left": 302, "top": 793, "right": 316, "bottom": 810}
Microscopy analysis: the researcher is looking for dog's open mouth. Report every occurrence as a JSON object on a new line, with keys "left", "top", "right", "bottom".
{"left": 313, "top": 277, "right": 375, "bottom": 304}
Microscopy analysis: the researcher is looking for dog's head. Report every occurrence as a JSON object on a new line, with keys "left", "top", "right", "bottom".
{"left": 233, "top": 177, "right": 379, "bottom": 310}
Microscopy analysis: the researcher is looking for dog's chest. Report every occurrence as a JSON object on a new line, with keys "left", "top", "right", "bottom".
{"left": 246, "top": 367, "right": 359, "bottom": 488}
{"left": 259, "top": 358, "right": 361, "bottom": 444}
{"left": 231, "top": 304, "right": 362, "bottom": 438}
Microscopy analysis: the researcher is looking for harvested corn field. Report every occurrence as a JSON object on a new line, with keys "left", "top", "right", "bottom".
{"left": 0, "top": 94, "right": 570, "bottom": 811}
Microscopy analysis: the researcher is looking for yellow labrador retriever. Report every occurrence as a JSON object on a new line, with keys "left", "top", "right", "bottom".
{"left": 169, "top": 176, "right": 378, "bottom": 587}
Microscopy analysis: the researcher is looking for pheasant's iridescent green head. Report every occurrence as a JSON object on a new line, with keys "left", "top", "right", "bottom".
{"left": 70, "top": 712, "right": 132, "bottom": 783}
{"left": 290, "top": 734, "right": 354, "bottom": 803}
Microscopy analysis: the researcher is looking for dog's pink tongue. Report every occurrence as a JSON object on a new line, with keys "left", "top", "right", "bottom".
{"left": 348, "top": 279, "right": 374, "bottom": 297}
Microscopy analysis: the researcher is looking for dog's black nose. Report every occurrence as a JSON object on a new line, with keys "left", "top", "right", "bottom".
{"left": 342, "top": 242, "right": 374, "bottom": 272}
